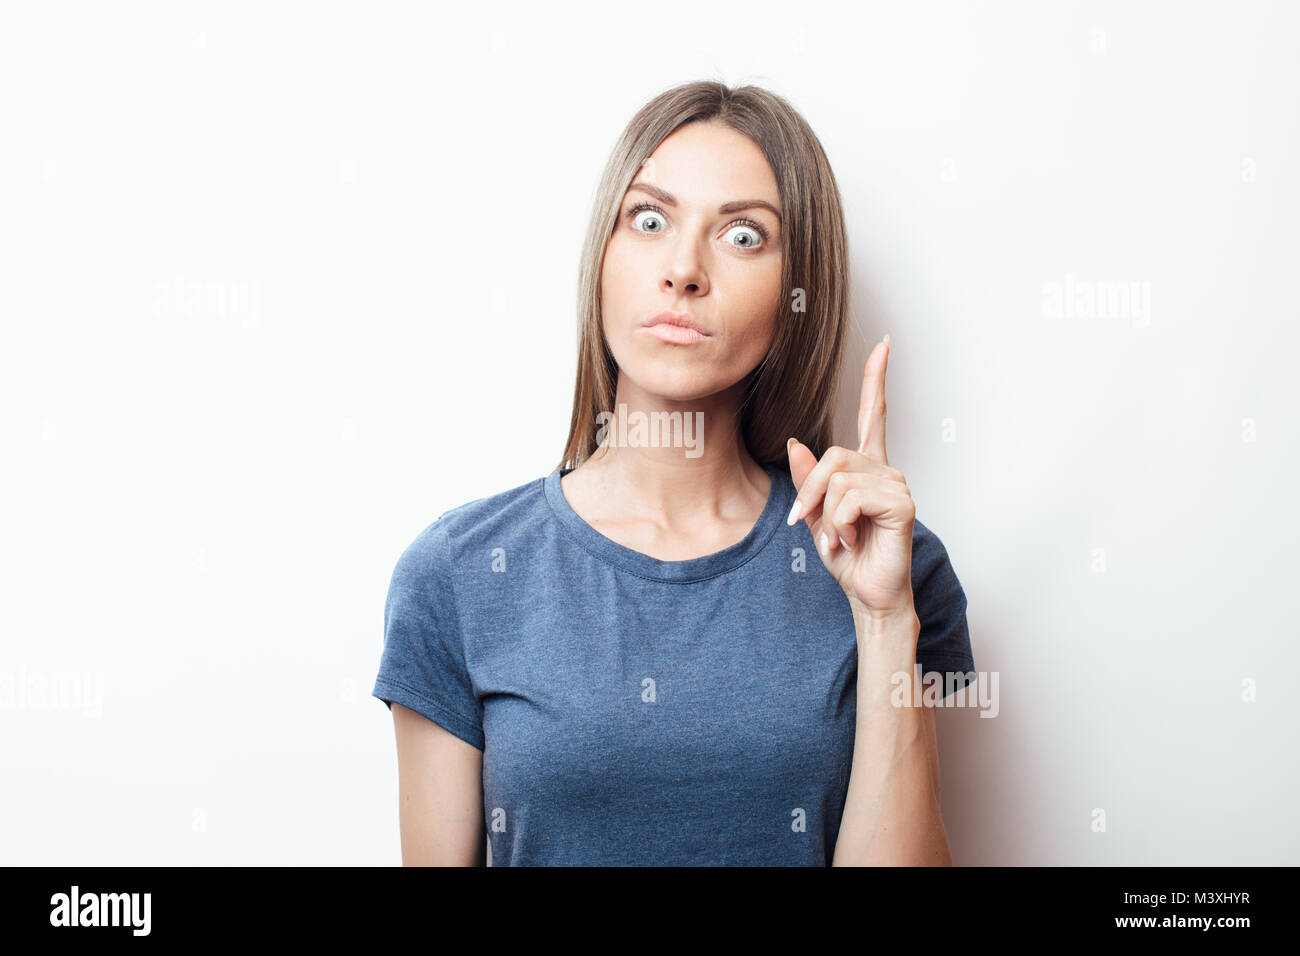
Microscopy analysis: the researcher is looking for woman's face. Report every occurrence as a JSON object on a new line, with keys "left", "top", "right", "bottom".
{"left": 600, "top": 120, "right": 784, "bottom": 403}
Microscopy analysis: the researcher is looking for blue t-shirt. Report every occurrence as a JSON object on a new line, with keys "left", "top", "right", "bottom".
{"left": 372, "top": 462, "right": 975, "bottom": 866}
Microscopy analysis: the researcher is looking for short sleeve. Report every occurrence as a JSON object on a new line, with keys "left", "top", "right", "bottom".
{"left": 372, "top": 518, "right": 485, "bottom": 750}
{"left": 910, "top": 518, "right": 976, "bottom": 700}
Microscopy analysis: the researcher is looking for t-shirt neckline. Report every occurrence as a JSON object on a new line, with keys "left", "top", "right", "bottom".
{"left": 543, "top": 462, "right": 794, "bottom": 584}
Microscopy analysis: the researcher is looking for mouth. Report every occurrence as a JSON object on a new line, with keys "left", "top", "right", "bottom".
{"left": 642, "top": 310, "right": 711, "bottom": 345}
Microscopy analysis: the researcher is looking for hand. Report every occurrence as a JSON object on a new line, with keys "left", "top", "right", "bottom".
{"left": 786, "top": 336, "right": 917, "bottom": 621}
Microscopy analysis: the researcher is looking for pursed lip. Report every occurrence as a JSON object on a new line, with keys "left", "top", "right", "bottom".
{"left": 643, "top": 310, "right": 710, "bottom": 336}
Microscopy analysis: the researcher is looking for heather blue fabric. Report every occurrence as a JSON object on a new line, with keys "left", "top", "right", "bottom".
{"left": 372, "top": 463, "right": 975, "bottom": 866}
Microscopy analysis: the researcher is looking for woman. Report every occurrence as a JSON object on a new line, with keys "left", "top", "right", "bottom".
{"left": 373, "top": 81, "right": 975, "bottom": 866}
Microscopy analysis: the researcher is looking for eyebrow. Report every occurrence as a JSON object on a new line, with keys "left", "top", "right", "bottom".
{"left": 625, "top": 182, "right": 782, "bottom": 223}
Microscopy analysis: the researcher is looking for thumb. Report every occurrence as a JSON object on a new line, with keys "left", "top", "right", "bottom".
{"left": 787, "top": 437, "right": 818, "bottom": 492}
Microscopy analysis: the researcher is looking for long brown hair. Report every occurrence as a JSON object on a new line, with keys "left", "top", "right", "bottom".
{"left": 557, "top": 81, "right": 851, "bottom": 474}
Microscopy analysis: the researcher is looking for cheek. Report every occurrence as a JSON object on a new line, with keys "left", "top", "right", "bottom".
{"left": 599, "top": 246, "right": 639, "bottom": 356}
{"left": 599, "top": 242, "right": 635, "bottom": 315}
{"left": 728, "top": 259, "right": 782, "bottom": 345}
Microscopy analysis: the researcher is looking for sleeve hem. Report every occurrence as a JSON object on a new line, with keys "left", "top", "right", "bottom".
{"left": 372, "top": 676, "right": 485, "bottom": 750}
{"left": 917, "top": 653, "right": 975, "bottom": 671}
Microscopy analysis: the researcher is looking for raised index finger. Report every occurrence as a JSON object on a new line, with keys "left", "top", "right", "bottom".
{"left": 857, "top": 335, "right": 890, "bottom": 465}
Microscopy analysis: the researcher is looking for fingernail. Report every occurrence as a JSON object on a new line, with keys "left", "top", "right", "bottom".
{"left": 883, "top": 333, "right": 890, "bottom": 344}
{"left": 819, "top": 532, "right": 829, "bottom": 555}
{"left": 839, "top": 535, "right": 853, "bottom": 552}
{"left": 786, "top": 436, "right": 797, "bottom": 455}
{"left": 786, "top": 498, "right": 804, "bottom": 526}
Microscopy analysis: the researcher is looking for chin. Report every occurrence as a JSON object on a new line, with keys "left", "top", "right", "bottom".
{"left": 620, "top": 362, "right": 728, "bottom": 404}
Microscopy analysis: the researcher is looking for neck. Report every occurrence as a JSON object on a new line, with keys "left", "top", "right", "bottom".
{"left": 578, "top": 375, "right": 771, "bottom": 528}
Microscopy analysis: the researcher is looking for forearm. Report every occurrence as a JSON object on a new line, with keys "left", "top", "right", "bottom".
{"left": 831, "top": 597, "right": 951, "bottom": 866}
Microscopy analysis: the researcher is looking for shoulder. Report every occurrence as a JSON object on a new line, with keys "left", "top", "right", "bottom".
{"left": 393, "top": 472, "right": 550, "bottom": 571}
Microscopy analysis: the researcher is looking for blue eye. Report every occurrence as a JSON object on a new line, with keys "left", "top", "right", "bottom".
{"left": 722, "top": 223, "right": 764, "bottom": 250}
{"left": 631, "top": 208, "right": 666, "bottom": 234}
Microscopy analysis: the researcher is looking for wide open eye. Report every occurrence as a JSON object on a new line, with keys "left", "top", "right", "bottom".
{"left": 721, "top": 223, "right": 766, "bottom": 251}
{"left": 630, "top": 207, "right": 667, "bottom": 234}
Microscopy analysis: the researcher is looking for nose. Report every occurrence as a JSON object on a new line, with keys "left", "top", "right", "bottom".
{"left": 660, "top": 238, "right": 709, "bottom": 297}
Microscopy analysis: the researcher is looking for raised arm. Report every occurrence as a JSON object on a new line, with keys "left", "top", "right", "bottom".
{"left": 787, "top": 334, "right": 954, "bottom": 865}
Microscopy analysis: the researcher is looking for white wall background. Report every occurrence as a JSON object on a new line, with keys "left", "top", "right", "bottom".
{"left": 2, "top": 0, "right": 1296, "bottom": 865}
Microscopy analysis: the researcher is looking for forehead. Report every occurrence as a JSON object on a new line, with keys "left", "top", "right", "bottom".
{"left": 629, "top": 121, "right": 780, "bottom": 208}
